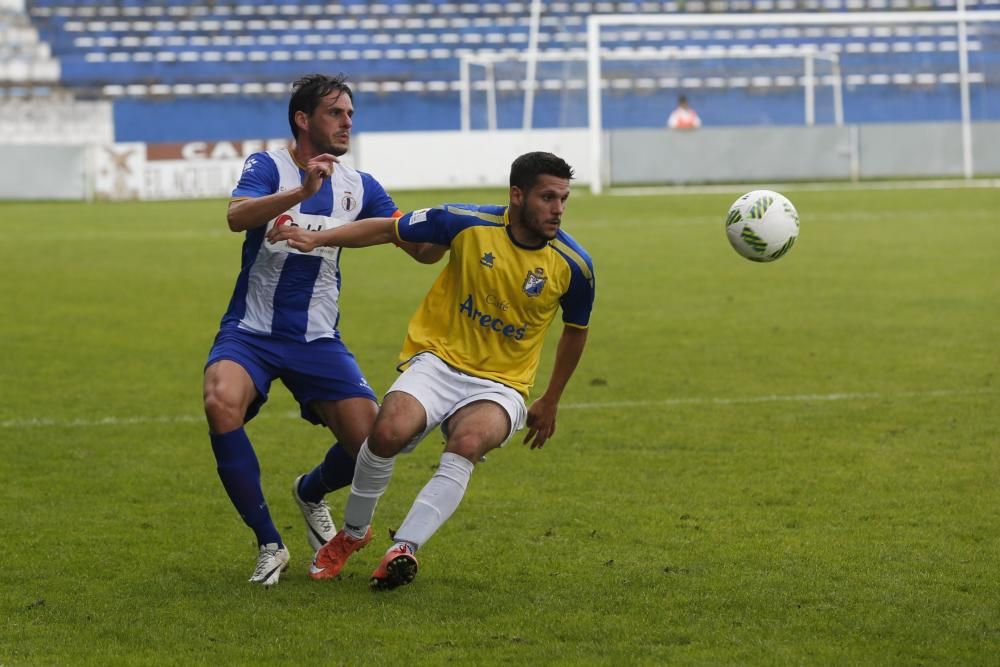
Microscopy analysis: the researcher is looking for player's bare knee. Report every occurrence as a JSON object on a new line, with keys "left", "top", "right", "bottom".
{"left": 367, "top": 434, "right": 404, "bottom": 458}
{"left": 445, "top": 433, "right": 485, "bottom": 464}
{"left": 203, "top": 391, "right": 244, "bottom": 433}
{"left": 368, "top": 422, "right": 411, "bottom": 457}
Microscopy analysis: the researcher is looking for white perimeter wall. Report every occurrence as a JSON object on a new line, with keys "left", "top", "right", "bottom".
{"left": 0, "top": 129, "right": 590, "bottom": 200}
{"left": 354, "top": 129, "right": 591, "bottom": 190}
{"left": 2, "top": 124, "right": 998, "bottom": 201}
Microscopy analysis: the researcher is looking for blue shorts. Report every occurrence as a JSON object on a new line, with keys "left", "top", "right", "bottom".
{"left": 205, "top": 327, "right": 377, "bottom": 425}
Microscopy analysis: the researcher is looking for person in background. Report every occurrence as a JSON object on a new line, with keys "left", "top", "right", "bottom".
{"left": 667, "top": 94, "right": 702, "bottom": 130}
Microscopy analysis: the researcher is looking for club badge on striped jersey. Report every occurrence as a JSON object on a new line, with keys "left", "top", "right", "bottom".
{"left": 341, "top": 192, "right": 357, "bottom": 212}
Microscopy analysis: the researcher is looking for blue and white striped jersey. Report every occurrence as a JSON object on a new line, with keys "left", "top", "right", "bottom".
{"left": 221, "top": 147, "right": 399, "bottom": 342}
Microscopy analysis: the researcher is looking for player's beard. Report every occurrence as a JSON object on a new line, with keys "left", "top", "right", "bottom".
{"left": 310, "top": 127, "right": 349, "bottom": 157}
{"left": 522, "top": 207, "right": 560, "bottom": 244}
{"left": 328, "top": 139, "right": 349, "bottom": 157}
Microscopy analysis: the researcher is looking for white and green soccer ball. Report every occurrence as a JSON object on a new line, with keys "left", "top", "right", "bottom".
{"left": 725, "top": 190, "right": 800, "bottom": 262}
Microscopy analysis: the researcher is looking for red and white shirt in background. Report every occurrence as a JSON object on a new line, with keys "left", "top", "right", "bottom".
{"left": 667, "top": 106, "right": 702, "bottom": 130}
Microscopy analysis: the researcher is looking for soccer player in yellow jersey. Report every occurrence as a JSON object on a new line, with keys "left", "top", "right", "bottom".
{"left": 266, "top": 152, "right": 595, "bottom": 589}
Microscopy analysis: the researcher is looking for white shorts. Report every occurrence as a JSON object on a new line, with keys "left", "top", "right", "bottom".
{"left": 387, "top": 352, "right": 528, "bottom": 453}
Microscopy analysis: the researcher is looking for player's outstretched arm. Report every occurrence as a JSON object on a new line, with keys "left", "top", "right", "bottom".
{"left": 266, "top": 216, "right": 397, "bottom": 252}
{"left": 226, "top": 154, "right": 338, "bottom": 232}
{"left": 523, "top": 325, "right": 589, "bottom": 450}
{"left": 398, "top": 242, "right": 448, "bottom": 264}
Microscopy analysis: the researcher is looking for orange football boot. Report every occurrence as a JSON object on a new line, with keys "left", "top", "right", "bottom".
{"left": 308, "top": 527, "right": 372, "bottom": 580}
{"left": 370, "top": 543, "right": 419, "bottom": 590}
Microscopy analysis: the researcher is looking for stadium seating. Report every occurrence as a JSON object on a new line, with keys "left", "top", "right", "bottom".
{"left": 6, "top": 0, "right": 1000, "bottom": 138}
{"left": 0, "top": 97, "right": 112, "bottom": 144}
{"left": 0, "top": 5, "right": 60, "bottom": 94}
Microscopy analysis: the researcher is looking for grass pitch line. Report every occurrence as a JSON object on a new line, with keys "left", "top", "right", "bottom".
{"left": 610, "top": 178, "right": 1000, "bottom": 197}
{"left": 0, "top": 415, "right": 207, "bottom": 428}
{"left": 1, "top": 388, "right": 992, "bottom": 429}
{"left": 561, "top": 387, "right": 995, "bottom": 410}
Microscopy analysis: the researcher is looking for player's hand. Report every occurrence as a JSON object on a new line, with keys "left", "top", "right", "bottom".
{"left": 523, "top": 397, "right": 558, "bottom": 450}
{"left": 301, "top": 153, "right": 339, "bottom": 197}
{"left": 267, "top": 222, "right": 321, "bottom": 252}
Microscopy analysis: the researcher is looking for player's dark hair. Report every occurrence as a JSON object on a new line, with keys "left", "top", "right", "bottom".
{"left": 288, "top": 73, "right": 353, "bottom": 138}
{"left": 509, "top": 152, "right": 575, "bottom": 193}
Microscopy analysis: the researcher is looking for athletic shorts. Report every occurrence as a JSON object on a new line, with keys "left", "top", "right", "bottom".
{"left": 205, "top": 327, "right": 377, "bottom": 425}
{"left": 388, "top": 352, "right": 528, "bottom": 453}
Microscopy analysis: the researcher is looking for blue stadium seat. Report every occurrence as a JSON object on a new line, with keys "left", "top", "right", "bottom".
{"left": 16, "top": 0, "right": 1000, "bottom": 138}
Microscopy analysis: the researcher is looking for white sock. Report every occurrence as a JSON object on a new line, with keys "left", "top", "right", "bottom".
{"left": 393, "top": 452, "right": 474, "bottom": 550}
{"left": 342, "top": 441, "right": 395, "bottom": 539}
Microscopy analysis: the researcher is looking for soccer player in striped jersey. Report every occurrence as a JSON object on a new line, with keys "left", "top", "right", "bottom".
{"left": 267, "top": 152, "right": 595, "bottom": 589}
{"left": 203, "top": 74, "right": 444, "bottom": 586}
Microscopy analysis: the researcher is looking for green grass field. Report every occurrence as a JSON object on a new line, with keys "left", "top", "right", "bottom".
{"left": 2, "top": 185, "right": 998, "bottom": 665}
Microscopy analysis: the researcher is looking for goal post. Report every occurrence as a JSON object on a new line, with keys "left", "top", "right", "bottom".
{"left": 460, "top": 47, "right": 844, "bottom": 133}
{"left": 586, "top": 6, "right": 1000, "bottom": 193}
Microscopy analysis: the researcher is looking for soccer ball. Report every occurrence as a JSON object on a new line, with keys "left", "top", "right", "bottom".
{"left": 725, "top": 190, "right": 800, "bottom": 262}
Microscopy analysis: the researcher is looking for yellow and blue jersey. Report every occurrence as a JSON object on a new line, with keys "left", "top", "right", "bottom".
{"left": 394, "top": 204, "right": 595, "bottom": 397}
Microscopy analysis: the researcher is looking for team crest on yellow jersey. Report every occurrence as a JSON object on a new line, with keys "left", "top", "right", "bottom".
{"left": 522, "top": 267, "right": 546, "bottom": 297}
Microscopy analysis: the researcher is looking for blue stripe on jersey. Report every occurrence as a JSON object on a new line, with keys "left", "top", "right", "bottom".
{"left": 270, "top": 253, "right": 325, "bottom": 340}
{"left": 232, "top": 152, "right": 279, "bottom": 199}
{"left": 398, "top": 204, "right": 506, "bottom": 246}
{"left": 550, "top": 230, "right": 595, "bottom": 283}
{"left": 300, "top": 177, "right": 333, "bottom": 216}
{"left": 550, "top": 230, "right": 596, "bottom": 327}
{"left": 359, "top": 172, "right": 398, "bottom": 217}
{"left": 444, "top": 204, "right": 506, "bottom": 223}
{"left": 332, "top": 265, "right": 343, "bottom": 332}
{"left": 221, "top": 225, "right": 267, "bottom": 329}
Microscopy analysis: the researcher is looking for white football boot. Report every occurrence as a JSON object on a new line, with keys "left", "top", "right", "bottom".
{"left": 249, "top": 543, "right": 290, "bottom": 587}
{"left": 292, "top": 474, "right": 337, "bottom": 553}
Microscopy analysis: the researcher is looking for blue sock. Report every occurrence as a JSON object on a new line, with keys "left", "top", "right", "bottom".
{"left": 210, "top": 428, "right": 282, "bottom": 547}
{"left": 297, "top": 443, "right": 357, "bottom": 503}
